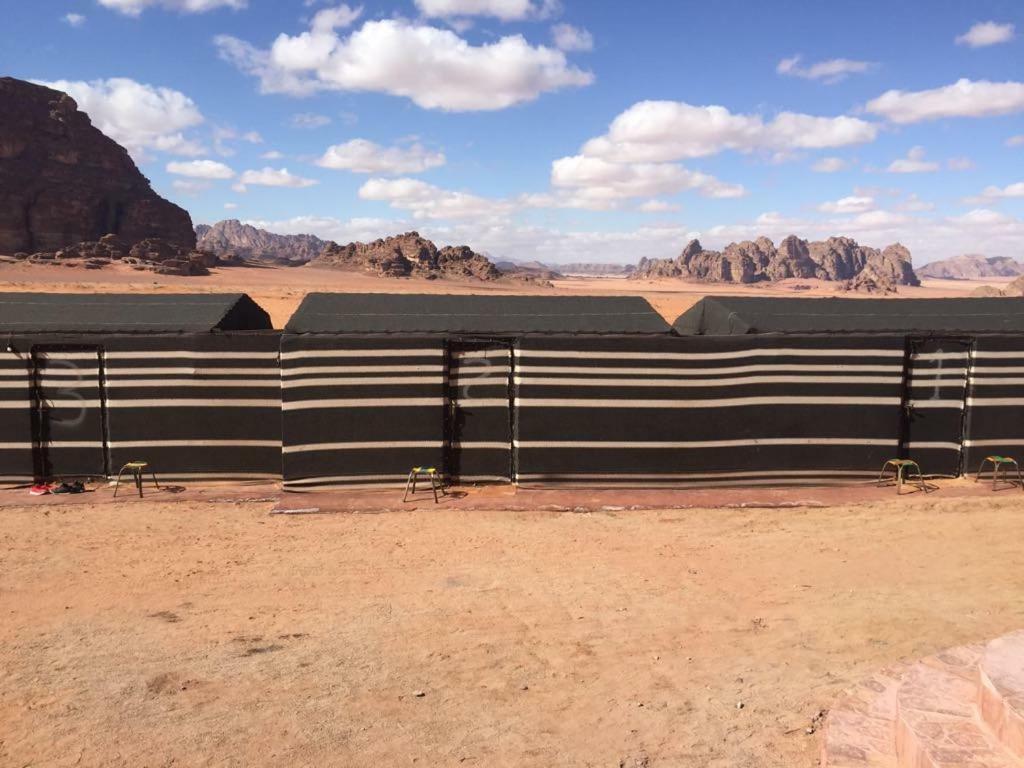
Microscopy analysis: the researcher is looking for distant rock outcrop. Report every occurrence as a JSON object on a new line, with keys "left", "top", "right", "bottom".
{"left": 312, "top": 231, "right": 506, "bottom": 281}
{"left": 918, "top": 254, "right": 1024, "bottom": 280}
{"left": 494, "top": 260, "right": 564, "bottom": 280}
{"left": 195, "top": 220, "right": 326, "bottom": 265}
{"left": 0, "top": 77, "right": 195, "bottom": 255}
{"left": 7, "top": 234, "right": 224, "bottom": 276}
{"left": 558, "top": 262, "right": 635, "bottom": 276}
{"left": 631, "top": 235, "right": 920, "bottom": 288}
{"left": 972, "top": 275, "right": 1024, "bottom": 298}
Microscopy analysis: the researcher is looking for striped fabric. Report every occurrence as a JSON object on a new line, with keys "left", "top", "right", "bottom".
{"left": 963, "top": 337, "right": 1024, "bottom": 476}
{"left": 281, "top": 335, "right": 446, "bottom": 492}
{"left": 514, "top": 334, "right": 907, "bottom": 486}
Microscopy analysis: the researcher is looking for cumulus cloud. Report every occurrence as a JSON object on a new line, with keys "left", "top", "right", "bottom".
{"left": 947, "top": 156, "right": 974, "bottom": 171}
{"left": 413, "top": 0, "right": 559, "bottom": 21}
{"left": 212, "top": 125, "right": 262, "bottom": 156}
{"left": 776, "top": 55, "right": 874, "bottom": 84}
{"left": 811, "top": 156, "right": 848, "bottom": 173}
{"left": 866, "top": 78, "right": 1024, "bottom": 123}
{"left": 224, "top": 202, "right": 239, "bottom": 209}
{"left": 886, "top": 146, "right": 939, "bottom": 173}
{"left": 36, "top": 77, "right": 205, "bottom": 158}
{"left": 578, "top": 100, "right": 877, "bottom": 163}
{"left": 166, "top": 159, "right": 235, "bottom": 179}
{"left": 965, "top": 182, "right": 1024, "bottom": 203}
{"left": 317, "top": 139, "right": 445, "bottom": 174}
{"left": 291, "top": 112, "right": 332, "bottom": 129}
{"left": 818, "top": 195, "right": 875, "bottom": 214}
{"left": 261, "top": 150, "right": 284, "bottom": 159}
{"left": 62, "top": 13, "right": 86, "bottom": 26}
{"left": 551, "top": 23, "right": 593, "bottom": 52}
{"left": 638, "top": 199, "right": 681, "bottom": 213}
{"left": 233, "top": 167, "right": 318, "bottom": 192}
{"left": 171, "top": 179, "right": 212, "bottom": 195}
{"left": 98, "top": 0, "right": 245, "bottom": 15}
{"left": 215, "top": 15, "right": 593, "bottom": 111}
{"left": 359, "top": 177, "right": 514, "bottom": 219}
{"left": 955, "top": 21, "right": 1015, "bottom": 48}
{"left": 1007, "top": 135, "right": 1024, "bottom": 147}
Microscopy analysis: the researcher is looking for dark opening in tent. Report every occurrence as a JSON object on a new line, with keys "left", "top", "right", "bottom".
{"left": 285, "top": 293, "right": 671, "bottom": 335}
{"left": 0, "top": 293, "right": 279, "bottom": 487}
{"left": 673, "top": 296, "right": 1024, "bottom": 335}
{"left": 0, "top": 292, "right": 272, "bottom": 333}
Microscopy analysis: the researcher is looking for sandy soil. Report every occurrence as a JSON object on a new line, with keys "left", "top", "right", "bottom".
{"left": 0, "top": 259, "right": 1009, "bottom": 328}
{"left": 3, "top": 494, "right": 1024, "bottom": 767}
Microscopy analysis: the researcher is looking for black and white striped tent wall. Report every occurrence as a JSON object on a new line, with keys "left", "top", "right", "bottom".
{"left": 0, "top": 293, "right": 280, "bottom": 486}
{"left": 963, "top": 336, "right": 1024, "bottom": 476}
{"left": 515, "top": 334, "right": 906, "bottom": 487}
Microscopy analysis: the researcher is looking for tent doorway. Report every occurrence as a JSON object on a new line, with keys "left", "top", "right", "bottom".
{"left": 30, "top": 346, "right": 109, "bottom": 480}
{"left": 446, "top": 339, "right": 513, "bottom": 484}
{"left": 900, "top": 337, "right": 971, "bottom": 476}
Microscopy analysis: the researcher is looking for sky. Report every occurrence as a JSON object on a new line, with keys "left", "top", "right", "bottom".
{"left": 2, "top": 0, "right": 1023, "bottom": 265}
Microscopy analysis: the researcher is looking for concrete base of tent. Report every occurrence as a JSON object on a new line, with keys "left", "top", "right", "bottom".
{"left": 0, "top": 476, "right": 1018, "bottom": 513}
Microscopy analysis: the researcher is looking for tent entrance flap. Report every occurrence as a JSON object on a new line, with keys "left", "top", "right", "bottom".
{"left": 30, "top": 345, "right": 109, "bottom": 480}
{"left": 446, "top": 340, "right": 513, "bottom": 484}
{"left": 900, "top": 338, "right": 971, "bottom": 476}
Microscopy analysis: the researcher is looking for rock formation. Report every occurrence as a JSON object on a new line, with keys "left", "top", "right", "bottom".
{"left": 7, "top": 235, "right": 223, "bottom": 276}
{"left": 195, "top": 220, "right": 326, "bottom": 265}
{"left": 632, "top": 235, "right": 920, "bottom": 287}
{"left": 918, "top": 254, "right": 1024, "bottom": 280}
{"left": 0, "top": 77, "right": 195, "bottom": 254}
{"left": 494, "top": 260, "right": 564, "bottom": 280}
{"left": 972, "top": 275, "right": 1024, "bottom": 298}
{"left": 558, "top": 262, "right": 634, "bottom": 276}
{"left": 311, "top": 232, "right": 505, "bottom": 281}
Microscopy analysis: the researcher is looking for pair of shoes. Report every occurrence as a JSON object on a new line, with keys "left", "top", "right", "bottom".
{"left": 52, "top": 481, "right": 86, "bottom": 495}
{"left": 29, "top": 484, "right": 53, "bottom": 496}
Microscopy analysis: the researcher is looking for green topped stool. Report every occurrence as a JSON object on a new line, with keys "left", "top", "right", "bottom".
{"left": 975, "top": 455, "right": 1023, "bottom": 491}
{"left": 877, "top": 459, "right": 928, "bottom": 494}
{"left": 113, "top": 461, "right": 160, "bottom": 498}
{"left": 403, "top": 466, "right": 446, "bottom": 503}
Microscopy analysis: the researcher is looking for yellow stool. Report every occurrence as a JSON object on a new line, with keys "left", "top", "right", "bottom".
{"left": 403, "top": 467, "right": 446, "bottom": 503}
{"left": 877, "top": 459, "right": 928, "bottom": 494}
{"left": 113, "top": 461, "right": 160, "bottom": 498}
{"left": 975, "top": 455, "right": 1023, "bottom": 491}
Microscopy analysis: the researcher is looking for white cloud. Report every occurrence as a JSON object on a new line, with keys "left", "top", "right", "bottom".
{"left": 887, "top": 146, "right": 939, "bottom": 173}
{"left": 579, "top": 100, "right": 877, "bottom": 163}
{"left": 638, "top": 199, "right": 681, "bottom": 213}
{"left": 896, "top": 193, "right": 935, "bottom": 212}
{"left": 811, "top": 156, "right": 848, "bottom": 173}
{"left": 62, "top": 13, "right": 86, "bottom": 26}
{"left": 1007, "top": 135, "right": 1024, "bottom": 147}
{"left": 818, "top": 195, "right": 875, "bottom": 214}
{"left": 947, "top": 156, "right": 974, "bottom": 171}
{"left": 955, "top": 21, "right": 1015, "bottom": 48}
{"left": 359, "top": 177, "right": 514, "bottom": 219}
{"left": 966, "top": 182, "right": 1024, "bottom": 203}
{"left": 233, "top": 167, "right": 318, "bottom": 192}
{"left": 98, "top": 0, "right": 245, "bottom": 15}
{"left": 166, "top": 159, "right": 235, "bottom": 179}
{"left": 551, "top": 23, "right": 593, "bottom": 52}
{"left": 260, "top": 150, "right": 285, "bottom": 159}
{"left": 413, "top": 0, "right": 558, "bottom": 21}
{"left": 317, "top": 139, "right": 445, "bottom": 174}
{"left": 215, "top": 16, "right": 593, "bottom": 111}
{"left": 171, "top": 179, "right": 212, "bottom": 195}
{"left": 776, "top": 55, "right": 874, "bottom": 84}
{"left": 224, "top": 202, "right": 239, "bottom": 210}
{"left": 291, "top": 112, "right": 332, "bottom": 129}
{"left": 866, "top": 78, "right": 1024, "bottom": 123}
{"left": 36, "top": 77, "right": 204, "bottom": 158}
{"left": 211, "top": 125, "right": 263, "bottom": 156}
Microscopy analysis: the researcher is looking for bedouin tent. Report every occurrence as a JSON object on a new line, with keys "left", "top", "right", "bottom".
{"left": 280, "top": 293, "right": 671, "bottom": 492}
{"left": 672, "top": 296, "right": 1024, "bottom": 481}
{"left": 0, "top": 293, "right": 281, "bottom": 485}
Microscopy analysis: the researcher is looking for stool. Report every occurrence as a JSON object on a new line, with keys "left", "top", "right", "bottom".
{"left": 403, "top": 467, "right": 446, "bottom": 503}
{"left": 113, "top": 461, "right": 160, "bottom": 498}
{"left": 877, "top": 459, "right": 928, "bottom": 494}
{"left": 975, "top": 455, "right": 1023, "bottom": 491}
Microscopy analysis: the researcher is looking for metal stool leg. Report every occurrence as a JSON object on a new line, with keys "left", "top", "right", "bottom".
{"left": 149, "top": 469, "right": 160, "bottom": 490}
{"left": 135, "top": 469, "right": 143, "bottom": 498}
{"left": 430, "top": 473, "right": 439, "bottom": 504}
{"left": 403, "top": 471, "right": 414, "bottom": 502}
{"left": 113, "top": 466, "right": 127, "bottom": 498}
{"left": 994, "top": 461, "right": 1001, "bottom": 491}
{"left": 976, "top": 458, "right": 988, "bottom": 483}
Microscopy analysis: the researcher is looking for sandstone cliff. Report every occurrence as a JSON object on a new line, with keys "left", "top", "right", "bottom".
{"left": 918, "top": 254, "right": 1024, "bottom": 280}
{"left": 195, "top": 220, "right": 326, "bottom": 265}
{"left": 0, "top": 77, "right": 195, "bottom": 254}
{"left": 312, "top": 232, "right": 505, "bottom": 281}
{"left": 632, "top": 235, "right": 919, "bottom": 289}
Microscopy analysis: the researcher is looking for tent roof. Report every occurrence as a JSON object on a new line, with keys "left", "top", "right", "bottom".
{"left": 286, "top": 293, "right": 672, "bottom": 334}
{"left": 674, "top": 296, "right": 1024, "bottom": 335}
{"left": 0, "top": 293, "right": 272, "bottom": 333}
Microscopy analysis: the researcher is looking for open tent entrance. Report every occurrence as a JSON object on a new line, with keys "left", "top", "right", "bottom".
{"left": 445, "top": 339, "right": 514, "bottom": 484}
{"left": 900, "top": 338, "right": 972, "bottom": 477}
{"left": 30, "top": 346, "right": 109, "bottom": 481}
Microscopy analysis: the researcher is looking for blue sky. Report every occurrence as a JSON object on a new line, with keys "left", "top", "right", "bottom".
{"left": 2, "top": 0, "right": 1023, "bottom": 264}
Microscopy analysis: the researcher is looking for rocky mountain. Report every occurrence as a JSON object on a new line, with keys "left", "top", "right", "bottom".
{"left": 558, "top": 262, "right": 634, "bottom": 276}
{"left": 494, "top": 260, "right": 564, "bottom": 280}
{"left": 632, "top": 235, "right": 920, "bottom": 290}
{"left": 312, "top": 231, "right": 505, "bottom": 281}
{"left": 973, "top": 275, "right": 1024, "bottom": 297}
{"left": 918, "top": 254, "right": 1024, "bottom": 280}
{"left": 0, "top": 77, "right": 195, "bottom": 255}
{"left": 195, "top": 220, "right": 326, "bottom": 265}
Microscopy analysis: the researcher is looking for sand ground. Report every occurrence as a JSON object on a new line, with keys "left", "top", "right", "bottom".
{"left": 3, "top": 494, "right": 1024, "bottom": 767}
{"left": 0, "top": 259, "right": 1009, "bottom": 328}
